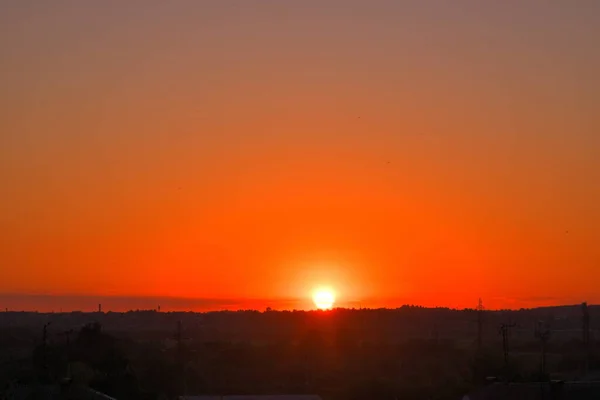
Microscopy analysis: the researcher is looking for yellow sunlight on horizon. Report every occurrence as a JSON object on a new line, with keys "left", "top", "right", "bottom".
{"left": 312, "top": 287, "right": 336, "bottom": 310}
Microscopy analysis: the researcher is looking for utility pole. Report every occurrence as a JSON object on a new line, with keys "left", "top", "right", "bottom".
{"left": 175, "top": 320, "right": 186, "bottom": 396}
{"left": 499, "top": 321, "right": 516, "bottom": 370}
{"left": 58, "top": 329, "right": 74, "bottom": 379}
{"left": 42, "top": 322, "right": 51, "bottom": 380}
{"left": 534, "top": 320, "right": 551, "bottom": 378}
{"left": 477, "top": 298, "right": 484, "bottom": 352}
{"left": 582, "top": 302, "right": 590, "bottom": 376}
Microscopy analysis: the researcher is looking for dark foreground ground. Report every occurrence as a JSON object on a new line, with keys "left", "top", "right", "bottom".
{"left": 0, "top": 305, "right": 598, "bottom": 400}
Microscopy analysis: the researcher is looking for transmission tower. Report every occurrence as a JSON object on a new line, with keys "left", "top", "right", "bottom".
{"left": 499, "top": 321, "right": 516, "bottom": 369}
{"left": 534, "top": 320, "right": 552, "bottom": 377}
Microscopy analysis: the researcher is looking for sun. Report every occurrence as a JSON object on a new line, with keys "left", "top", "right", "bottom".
{"left": 312, "top": 288, "right": 336, "bottom": 310}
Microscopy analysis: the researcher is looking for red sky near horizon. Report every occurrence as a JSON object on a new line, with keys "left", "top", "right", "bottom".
{"left": 1, "top": 1, "right": 599, "bottom": 311}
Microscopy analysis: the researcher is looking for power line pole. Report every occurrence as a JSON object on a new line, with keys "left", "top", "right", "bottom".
{"left": 534, "top": 320, "right": 551, "bottom": 378}
{"left": 582, "top": 302, "right": 590, "bottom": 376}
{"left": 499, "top": 321, "right": 516, "bottom": 370}
{"left": 41, "top": 322, "right": 51, "bottom": 381}
{"left": 58, "top": 329, "right": 74, "bottom": 379}
{"left": 175, "top": 320, "right": 186, "bottom": 396}
{"left": 477, "top": 298, "right": 484, "bottom": 352}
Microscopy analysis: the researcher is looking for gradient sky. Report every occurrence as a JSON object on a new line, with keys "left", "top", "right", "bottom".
{"left": 1, "top": 1, "right": 599, "bottom": 311}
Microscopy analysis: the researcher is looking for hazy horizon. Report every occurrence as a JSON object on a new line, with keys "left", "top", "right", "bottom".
{"left": 0, "top": 293, "right": 593, "bottom": 313}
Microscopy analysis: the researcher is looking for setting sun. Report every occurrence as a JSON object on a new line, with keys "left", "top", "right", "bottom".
{"left": 312, "top": 288, "right": 336, "bottom": 310}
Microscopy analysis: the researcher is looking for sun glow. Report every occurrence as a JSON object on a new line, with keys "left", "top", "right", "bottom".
{"left": 312, "top": 288, "right": 336, "bottom": 310}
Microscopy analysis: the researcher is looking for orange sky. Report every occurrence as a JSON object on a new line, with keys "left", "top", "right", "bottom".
{"left": 1, "top": 2, "right": 599, "bottom": 310}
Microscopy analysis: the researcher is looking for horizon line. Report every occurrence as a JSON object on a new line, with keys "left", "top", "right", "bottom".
{"left": 2, "top": 304, "right": 594, "bottom": 314}
{"left": 0, "top": 292, "right": 593, "bottom": 313}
